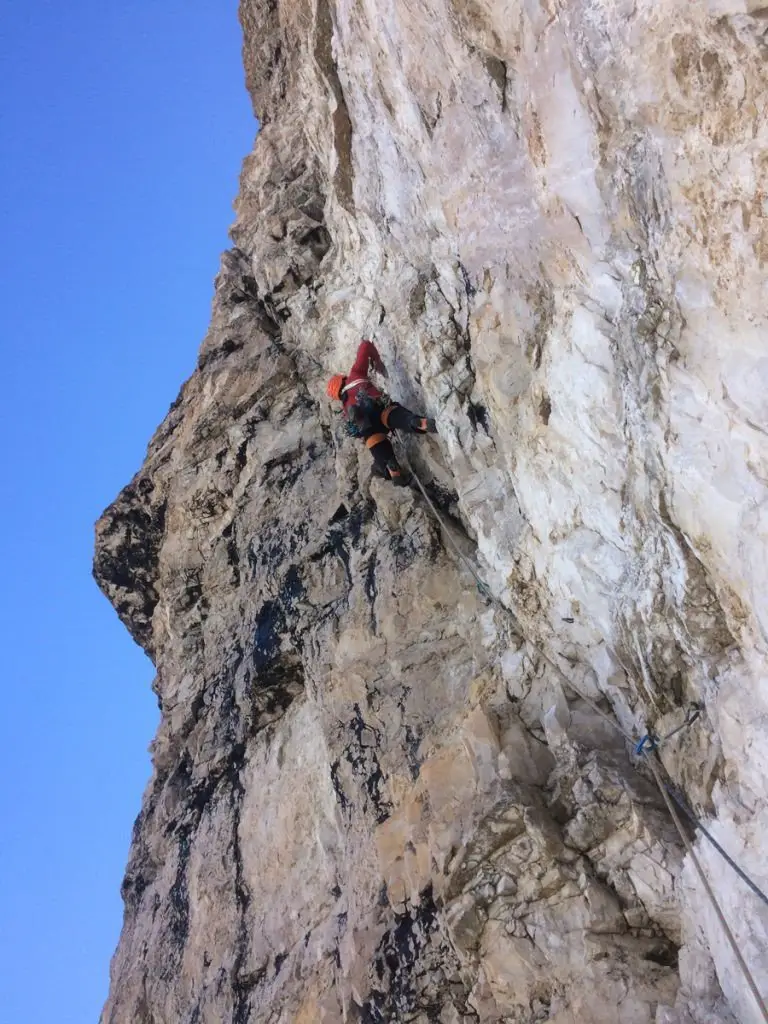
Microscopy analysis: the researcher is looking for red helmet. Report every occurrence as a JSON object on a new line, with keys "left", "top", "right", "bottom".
{"left": 327, "top": 374, "right": 345, "bottom": 401}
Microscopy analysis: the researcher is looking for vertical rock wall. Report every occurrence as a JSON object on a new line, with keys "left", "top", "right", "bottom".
{"left": 95, "top": 1, "right": 768, "bottom": 1021}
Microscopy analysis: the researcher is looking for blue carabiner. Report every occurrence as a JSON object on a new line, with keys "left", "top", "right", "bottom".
{"left": 635, "top": 734, "right": 658, "bottom": 756}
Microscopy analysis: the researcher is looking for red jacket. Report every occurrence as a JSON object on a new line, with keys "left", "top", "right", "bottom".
{"left": 342, "top": 340, "right": 385, "bottom": 412}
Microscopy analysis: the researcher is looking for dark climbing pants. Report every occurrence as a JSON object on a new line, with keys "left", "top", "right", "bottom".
{"left": 379, "top": 403, "right": 418, "bottom": 432}
{"left": 362, "top": 402, "right": 426, "bottom": 478}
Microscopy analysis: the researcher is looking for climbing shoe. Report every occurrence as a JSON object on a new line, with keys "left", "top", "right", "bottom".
{"left": 410, "top": 415, "right": 437, "bottom": 434}
{"left": 386, "top": 461, "right": 411, "bottom": 487}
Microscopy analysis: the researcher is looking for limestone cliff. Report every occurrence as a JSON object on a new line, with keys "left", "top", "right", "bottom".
{"left": 94, "top": 1, "right": 768, "bottom": 1021}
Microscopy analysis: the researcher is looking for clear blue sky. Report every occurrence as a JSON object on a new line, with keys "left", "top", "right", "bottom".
{"left": 0, "top": 3, "right": 255, "bottom": 1021}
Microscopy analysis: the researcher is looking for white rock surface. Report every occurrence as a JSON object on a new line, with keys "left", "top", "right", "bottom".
{"left": 95, "top": 0, "right": 768, "bottom": 1020}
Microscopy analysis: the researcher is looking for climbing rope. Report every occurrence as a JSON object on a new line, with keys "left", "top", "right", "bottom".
{"left": 401, "top": 452, "right": 495, "bottom": 603}
{"left": 663, "top": 784, "right": 768, "bottom": 908}
{"left": 644, "top": 754, "right": 768, "bottom": 1022}
{"left": 397, "top": 446, "right": 768, "bottom": 1020}
{"left": 635, "top": 702, "right": 702, "bottom": 756}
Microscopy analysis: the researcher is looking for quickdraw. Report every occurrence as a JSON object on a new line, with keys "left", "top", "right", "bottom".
{"left": 635, "top": 702, "right": 703, "bottom": 757}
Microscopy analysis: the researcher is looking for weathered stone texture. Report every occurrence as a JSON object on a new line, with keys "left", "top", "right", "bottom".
{"left": 95, "top": 0, "right": 768, "bottom": 1021}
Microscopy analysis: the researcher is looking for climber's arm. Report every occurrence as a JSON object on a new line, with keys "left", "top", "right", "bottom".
{"left": 350, "top": 339, "right": 386, "bottom": 379}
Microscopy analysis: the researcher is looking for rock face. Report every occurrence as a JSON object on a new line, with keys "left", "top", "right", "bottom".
{"left": 95, "top": 1, "right": 768, "bottom": 1021}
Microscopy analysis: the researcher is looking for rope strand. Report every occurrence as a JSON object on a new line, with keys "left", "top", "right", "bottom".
{"left": 646, "top": 754, "right": 768, "bottom": 1023}
{"left": 663, "top": 784, "right": 768, "bottom": 908}
{"left": 397, "top": 445, "right": 767, "bottom": 1019}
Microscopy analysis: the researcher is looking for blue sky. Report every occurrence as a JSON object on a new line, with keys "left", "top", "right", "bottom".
{"left": 0, "top": 3, "right": 255, "bottom": 1021}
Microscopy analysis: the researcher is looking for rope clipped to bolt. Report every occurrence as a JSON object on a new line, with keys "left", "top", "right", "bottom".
{"left": 634, "top": 702, "right": 703, "bottom": 755}
{"left": 395, "top": 442, "right": 768, "bottom": 1021}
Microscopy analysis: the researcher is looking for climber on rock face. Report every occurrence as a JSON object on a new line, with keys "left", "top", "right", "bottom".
{"left": 327, "top": 339, "right": 436, "bottom": 486}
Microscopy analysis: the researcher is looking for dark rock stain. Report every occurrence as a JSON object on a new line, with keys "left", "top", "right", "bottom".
{"left": 360, "top": 885, "right": 441, "bottom": 1022}
{"left": 340, "top": 704, "right": 393, "bottom": 824}
{"left": 467, "top": 401, "right": 490, "bottom": 434}
{"left": 539, "top": 394, "right": 552, "bottom": 425}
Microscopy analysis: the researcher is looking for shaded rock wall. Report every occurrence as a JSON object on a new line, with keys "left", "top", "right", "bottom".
{"left": 95, "top": 1, "right": 768, "bottom": 1021}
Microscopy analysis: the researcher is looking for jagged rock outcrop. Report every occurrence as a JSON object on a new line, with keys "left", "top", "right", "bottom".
{"left": 95, "top": 1, "right": 768, "bottom": 1021}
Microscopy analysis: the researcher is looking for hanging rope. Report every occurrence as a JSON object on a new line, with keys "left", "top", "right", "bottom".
{"left": 644, "top": 753, "right": 768, "bottom": 1022}
{"left": 402, "top": 453, "right": 496, "bottom": 602}
{"left": 635, "top": 702, "right": 702, "bottom": 755}
{"left": 396, "top": 445, "right": 768, "bottom": 1020}
{"left": 663, "top": 784, "right": 768, "bottom": 908}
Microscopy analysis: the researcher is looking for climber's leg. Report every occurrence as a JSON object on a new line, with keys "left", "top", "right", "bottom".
{"left": 409, "top": 414, "right": 437, "bottom": 434}
{"left": 365, "top": 433, "right": 410, "bottom": 486}
{"left": 381, "top": 403, "right": 436, "bottom": 434}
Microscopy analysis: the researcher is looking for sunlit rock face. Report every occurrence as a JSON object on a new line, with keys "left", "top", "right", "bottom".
{"left": 95, "top": 1, "right": 768, "bottom": 1021}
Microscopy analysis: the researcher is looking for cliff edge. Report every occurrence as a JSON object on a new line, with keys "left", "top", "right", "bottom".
{"left": 95, "top": 1, "right": 768, "bottom": 1020}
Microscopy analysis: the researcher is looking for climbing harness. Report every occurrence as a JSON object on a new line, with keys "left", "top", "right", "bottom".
{"left": 396, "top": 442, "right": 768, "bottom": 1021}
{"left": 380, "top": 404, "right": 397, "bottom": 429}
{"left": 365, "top": 432, "right": 388, "bottom": 450}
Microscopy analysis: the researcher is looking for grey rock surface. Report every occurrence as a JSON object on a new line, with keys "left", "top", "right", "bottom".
{"left": 95, "top": 0, "right": 768, "bottom": 1020}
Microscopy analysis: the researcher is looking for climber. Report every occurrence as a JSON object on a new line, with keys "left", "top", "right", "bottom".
{"left": 327, "top": 339, "right": 436, "bottom": 486}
